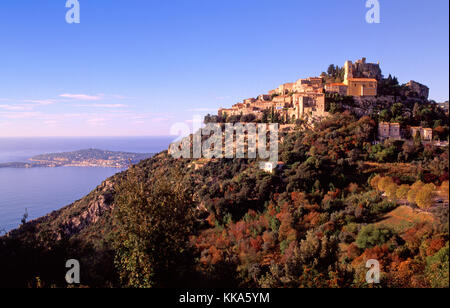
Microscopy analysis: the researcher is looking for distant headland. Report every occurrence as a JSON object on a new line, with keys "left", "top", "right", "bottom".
{"left": 0, "top": 149, "right": 154, "bottom": 169}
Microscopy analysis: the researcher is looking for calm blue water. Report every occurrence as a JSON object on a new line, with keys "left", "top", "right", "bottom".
{"left": 0, "top": 136, "right": 173, "bottom": 163}
{"left": 0, "top": 137, "right": 173, "bottom": 232}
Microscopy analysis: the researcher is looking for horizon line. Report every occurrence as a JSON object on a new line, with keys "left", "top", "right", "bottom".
{"left": 0, "top": 135, "right": 176, "bottom": 139}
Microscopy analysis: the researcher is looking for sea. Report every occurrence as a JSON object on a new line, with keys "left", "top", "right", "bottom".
{"left": 0, "top": 137, "right": 173, "bottom": 232}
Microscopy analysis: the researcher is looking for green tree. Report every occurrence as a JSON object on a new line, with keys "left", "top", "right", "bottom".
{"left": 113, "top": 167, "right": 194, "bottom": 288}
{"left": 356, "top": 225, "right": 394, "bottom": 249}
{"left": 261, "top": 110, "right": 268, "bottom": 123}
{"left": 414, "top": 131, "right": 422, "bottom": 145}
{"left": 412, "top": 103, "right": 420, "bottom": 121}
{"left": 327, "top": 64, "right": 336, "bottom": 76}
{"left": 425, "top": 243, "right": 449, "bottom": 288}
{"left": 390, "top": 103, "right": 404, "bottom": 119}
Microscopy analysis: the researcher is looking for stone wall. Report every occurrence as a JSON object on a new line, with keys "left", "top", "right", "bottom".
{"left": 405, "top": 81, "right": 429, "bottom": 99}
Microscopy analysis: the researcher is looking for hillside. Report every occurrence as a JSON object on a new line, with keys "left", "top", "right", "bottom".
{"left": 1, "top": 109, "right": 448, "bottom": 288}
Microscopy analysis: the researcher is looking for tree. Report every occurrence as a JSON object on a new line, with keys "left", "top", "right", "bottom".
{"left": 379, "top": 109, "right": 391, "bottom": 122}
{"left": 396, "top": 184, "right": 410, "bottom": 200}
{"left": 204, "top": 114, "right": 218, "bottom": 124}
{"left": 378, "top": 75, "right": 401, "bottom": 97}
{"left": 299, "top": 231, "right": 339, "bottom": 271}
{"left": 356, "top": 225, "right": 394, "bottom": 249}
{"left": 407, "top": 181, "right": 424, "bottom": 205}
{"left": 378, "top": 177, "right": 394, "bottom": 192}
{"left": 370, "top": 175, "right": 382, "bottom": 190}
{"left": 385, "top": 183, "right": 398, "bottom": 201}
{"left": 390, "top": 103, "right": 404, "bottom": 119}
{"left": 327, "top": 64, "right": 335, "bottom": 76}
{"left": 414, "top": 131, "right": 422, "bottom": 146}
{"left": 415, "top": 183, "right": 436, "bottom": 210}
{"left": 113, "top": 167, "right": 194, "bottom": 288}
{"left": 413, "top": 103, "right": 420, "bottom": 121}
{"left": 261, "top": 109, "right": 269, "bottom": 123}
{"left": 425, "top": 244, "right": 449, "bottom": 288}
{"left": 439, "top": 181, "right": 449, "bottom": 200}
{"left": 241, "top": 113, "right": 256, "bottom": 123}
{"left": 21, "top": 208, "right": 28, "bottom": 225}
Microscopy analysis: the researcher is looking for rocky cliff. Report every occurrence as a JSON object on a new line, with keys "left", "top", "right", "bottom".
{"left": 6, "top": 173, "right": 121, "bottom": 243}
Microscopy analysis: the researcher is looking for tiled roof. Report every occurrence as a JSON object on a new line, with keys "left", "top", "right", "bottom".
{"left": 347, "top": 78, "right": 378, "bottom": 82}
{"left": 327, "top": 83, "right": 347, "bottom": 86}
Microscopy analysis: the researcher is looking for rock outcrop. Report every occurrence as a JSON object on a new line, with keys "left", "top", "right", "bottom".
{"left": 6, "top": 176, "right": 119, "bottom": 241}
{"left": 405, "top": 80, "right": 430, "bottom": 99}
{"left": 57, "top": 180, "right": 116, "bottom": 239}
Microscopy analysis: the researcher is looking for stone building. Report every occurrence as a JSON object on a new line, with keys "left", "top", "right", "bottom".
{"left": 219, "top": 57, "right": 383, "bottom": 122}
{"left": 410, "top": 126, "right": 433, "bottom": 142}
{"left": 260, "top": 161, "right": 284, "bottom": 173}
{"left": 405, "top": 81, "right": 429, "bottom": 99}
{"left": 257, "top": 94, "right": 271, "bottom": 101}
{"left": 344, "top": 58, "right": 382, "bottom": 81}
{"left": 272, "top": 95, "right": 293, "bottom": 105}
{"left": 378, "top": 122, "right": 401, "bottom": 140}
{"left": 291, "top": 93, "right": 326, "bottom": 120}
{"left": 243, "top": 98, "right": 256, "bottom": 104}
{"left": 423, "top": 128, "right": 433, "bottom": 141}
{"left": 252, "top": 100, "right": 275, "bottom": 110}
{"left": 345, "top": 78, "right": 378, "bottom": 96}
{"left": 342, "top": 58, "right": 379, "bottom": 97}
{"left": 294, "top": 77, "right": 323, "bottom": 93}
{"left": 276, "top": 82, "right": 295, "bottom": 95}
{"left": 325, "top": 83, "right": 348, "bottom": 96}
{"left": 438, "top": 101, "right": 449, "bottom": 114}
{"left": 268, "top": 89, "right": 277, "bottom": 96}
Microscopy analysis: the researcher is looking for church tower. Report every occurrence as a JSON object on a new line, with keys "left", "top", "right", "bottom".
{"left": 344, "top": 60, "right": 353, "bottom": 85}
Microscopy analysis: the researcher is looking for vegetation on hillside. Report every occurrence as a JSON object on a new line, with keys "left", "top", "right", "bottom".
{"left": 321, "top": 64, "right": 345, "bottom": 84}
{"left": 0, "top": 106, "right": 448, "bottom": 288}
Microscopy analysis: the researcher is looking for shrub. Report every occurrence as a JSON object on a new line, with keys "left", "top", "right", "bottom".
{"left": 396, "top": 184, "right": 410, "bottom": 200}
{"left": 370, "top": 175, "right": 382, "bottom": 190}
{"left": 439, "top": 181, "right": 449, "bottom": 200}
{"left": 385, "top": 183, "right": 398, "bottom": 201}
{"left": 356, "top": 225, "right": 394, "bottom": 249}
{"left": 425, "top": 244, "right": 449, "bottom": 288}
{"left": 378, "top": 177, "right": 394, "bottom": 192}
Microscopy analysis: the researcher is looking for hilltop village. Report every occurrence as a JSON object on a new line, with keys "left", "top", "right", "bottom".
{"left": 216, "top": 58, "right": 443, "bottom": 144}
{"left": 2, "top": 58, "right": 449, "bottom": 289}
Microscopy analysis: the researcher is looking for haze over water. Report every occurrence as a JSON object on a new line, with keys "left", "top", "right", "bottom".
{"left": 0, "top": 137, "right": 173, "bottom": 232}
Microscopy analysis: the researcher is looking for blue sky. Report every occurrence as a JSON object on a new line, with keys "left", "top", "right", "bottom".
{"left": 0, "top": 0, "right": 448, "bottom": 137}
